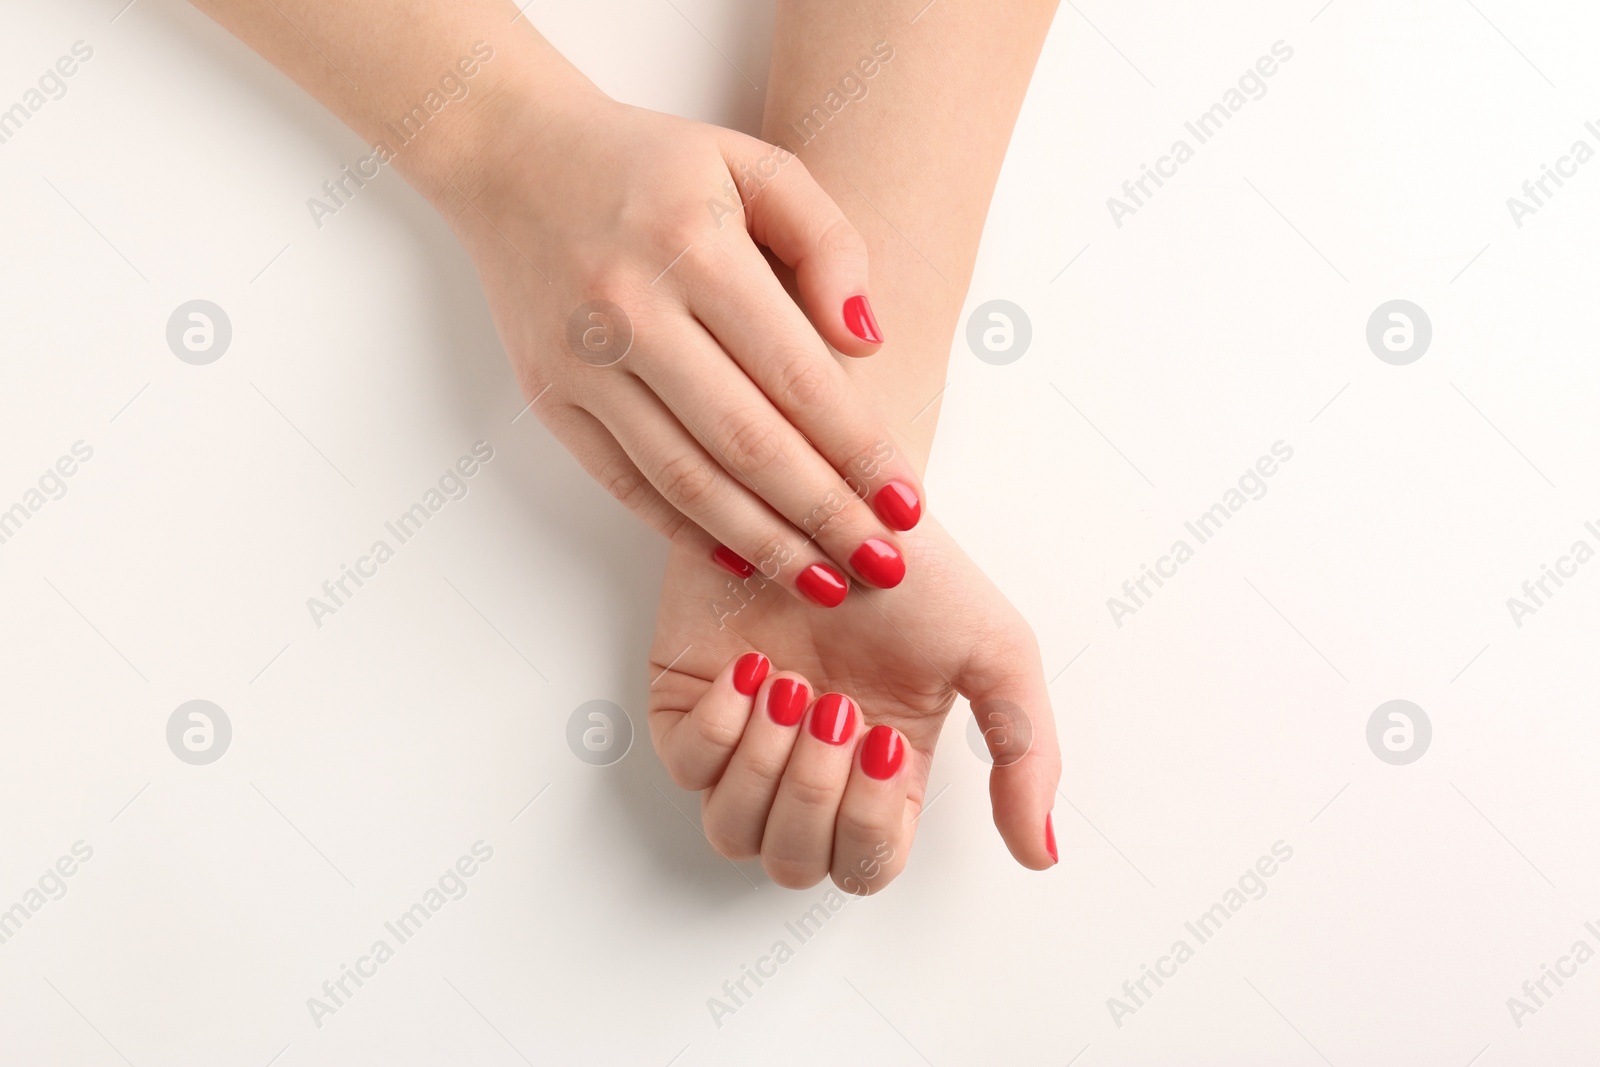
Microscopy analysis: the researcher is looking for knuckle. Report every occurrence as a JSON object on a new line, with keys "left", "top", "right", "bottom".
{"left": 655, "top": 451, "right": 721, "bottom": 513}
{"left": 720, "top": 414, "right": 785, "bottom": 476}
{"left": 690, "top": 708, "right": 745, "bottom": 758}
{"left": 835, "top": 807, "right": 894, "bottom": 850}
{"left": 772, "top": 355, "right": 834, "bottom": 411}
{"left": 572, "top": 263, "right": 640, "bottom": 309}
{"left": 840, "top": 437, "right": 892, "bottom": 496}
{"left": 597, "top": 455, "right": 652, "bottom": 511}
{"left": 741, "top": 746, "right": 792, "bottom": 784}
{"left": 703, "top": 812, "right": 758, "bottom": 861}
{"left": 780, "top": 769, "right": 841, "bottom": 813}
{"left": 796, "top": 490, "right": 860, "bottom": 542}
{"left": 816, "top": 216, "right": 868, "bottom": 266}
{"left": 657, "top": 507, "right": 693, "bottom": 545}
{"left": 742, "top": 534, "right": 793, "bottom": 582}
{"left": 677, "top": 235, "right": 722, "bottom": 273}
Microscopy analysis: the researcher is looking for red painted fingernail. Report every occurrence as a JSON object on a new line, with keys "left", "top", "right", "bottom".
{"left": 843, "top": 295, "right": 882, "bottom": 344}
{"left": 872, "top": 481, "right": 921, "bottom": 531}
{"left": 860, "top": 724, "right": 904, "bottom": 779}
{"left": 796, "top": 562, "right": 848, "bottom": 607}
{"left": 849, "top": 538, "right": 905, "bottom": 589}
{"left": 809, "top": 693, "right": 857, "bottom": 745}
{"left": 732, "top": 652, "right": 769, "bottom": 696}
{"left": 766, "top": 677, "right": 810, "bottom": 726}
{"left": 713, "top": 545, "right": 755, "bottom": 578}
{"left": 1045, "top": 813, "right": 1058, "bottom": 864}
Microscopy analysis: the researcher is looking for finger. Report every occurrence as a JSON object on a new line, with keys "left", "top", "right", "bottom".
{"left": 631, "top": 316, "right": 908, "bottom": 589}
{"left": 540, "top": 403, "right": 718, "bottom": 553}
{"left": 682, "top": 238, "right": 924, "bottom": 533}
{"left": 761, "top": 692, "right": 860, "bottom": 888}
{"left": 960, "top": 630, "right": 1061, "bottom": 870}
{"left": 720, "top": 134, "right": 881, "bottom": 356}
{"left": 830, "top": 724, "right": 911, "bottom": 895}
{"left": 700, "top": 670, "right": 813, "bottom": 860}
{"left": 649, "top": 650, "right": 771, "bottom": 791}
{"left": 598, "top": 377, "right": 852, "bottom": 607}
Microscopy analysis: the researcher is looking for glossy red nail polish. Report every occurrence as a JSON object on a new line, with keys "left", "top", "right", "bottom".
{"left": 713, "top": 545, "right": 755, "bottom": 578}
{"left": 872, "top": 481, "right": 921, "bottom": 531}
{"left": 766, "top": 677, "right": 810, "bottom": 726}
{"left": 1045, "top": 813, "right": 1058, "bottom": 864}
{"left": 796, "top": 563, "right": 848, "bottom": 607}
{"left": 843, "top": 294, "right": 882, "bottom": 344}
{"left": 732, "top": 652, "right": 769, "bottom": 696}
{"left": 849, "top": 538, "right": 905, "bottom": 589}
{"left": 860, "top": 724, "right": 904, "bottom": 780}
{"left": 809, "top": 693, "right": 857, "bottom": 745}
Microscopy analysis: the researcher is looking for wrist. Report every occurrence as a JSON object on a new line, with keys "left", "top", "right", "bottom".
{"left": 390, "top": 38, "right": 608, "bottom": 226}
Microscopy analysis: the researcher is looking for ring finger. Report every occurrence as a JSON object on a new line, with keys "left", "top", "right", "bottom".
{"left": 761, "top": 692, "right": 860, "bottom": 889}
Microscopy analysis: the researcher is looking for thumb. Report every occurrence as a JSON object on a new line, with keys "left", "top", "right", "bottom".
{"left": 721, "top": 135, "right": 882, "bottom": 356}
{"left": 960, "top": 629, "right": 1061, "bottom": 871}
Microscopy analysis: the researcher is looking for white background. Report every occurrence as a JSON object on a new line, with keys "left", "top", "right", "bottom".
{"left": 3, "top": 0, "right": 1598, "bottom": 1064}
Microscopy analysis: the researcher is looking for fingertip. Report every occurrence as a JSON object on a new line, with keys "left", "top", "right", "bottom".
{"left": 712, "top": 544, "right": 756, "bottom": 578}
{"left": 764, "top": 674, "right": 812, "bottom": 727}
{"left": 841, "top": 294, "right": 883, "bottom": 350}
{"left": 732, "top": 651, "right": 771, "bottom": 696}
{"left": 870, "top": 481, "right": 923, "bottom": 532}
{"left": 988, "top": 756, "right": 1063, "bottom": 871}
{"left": 795, "top": 561, "right": 850, "bottom": 607}
{"left": 859, "top": 724, "right": 906, "bottom": 780}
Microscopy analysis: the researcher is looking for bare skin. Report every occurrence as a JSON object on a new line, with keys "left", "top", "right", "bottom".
{"left": 648, "top": 0, "right": 1063, "bottom": 892}
{"left": 187, "top": 0, "right": 1062, "bottom": 892}
{"left": 188, "top": 0, "right": 927, "bottom": 607}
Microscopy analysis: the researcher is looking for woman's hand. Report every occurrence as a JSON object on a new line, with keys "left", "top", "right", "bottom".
{"left": 179, "top": 0, "right": 923, "bottom": 605}
{"left": 646, "top": 517, "right": 1061, "bottom": 893}
{"left": 441, "top": 83, "right": 927, "bottom": 606}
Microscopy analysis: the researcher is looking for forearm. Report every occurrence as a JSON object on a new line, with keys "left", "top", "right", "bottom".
{"left": 184, "top": 0, "right": 595, "bottom": 208}
{"left": 761, "top": 1, "right": 1057, "bottom": 470}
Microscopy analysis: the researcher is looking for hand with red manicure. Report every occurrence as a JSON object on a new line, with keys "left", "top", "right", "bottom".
{"left": 445, "top": 79, "right": 925, "bottom": 610}
{"left": 648, "top": 517, "right": 1061, "bottom": 894}
{"left": 184, "top": 0, "right": 923, "bottom": 610}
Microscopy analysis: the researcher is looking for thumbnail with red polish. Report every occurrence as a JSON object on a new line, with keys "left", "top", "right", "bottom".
{"left": 732, "top": 652, "right": 769, "bottom": 696}
{"left": 809, "top": 693, "right": 857, "bottom": 745}
{"left": 843, "top": 295, "right": 882, "bottom": 344}
{"left": 796, "top": 562, "right": 848, "bottom": 607}
{"left": 713, "top": 545, "right": 755, "bottom": 578}
{"left": 1045, "top": 813, "right": 1058, "bottom": 864}
{"left": 860, "top": 725, "right": 904, "bottom": 780}
{"left": 872, "top": 481, "right": 922, "bottom": 531}
{"left": 850, "top": 538, "right": 905, "bottom": 589}
{"left": 766, "top": 678, "right": 810, "bottom": 726}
